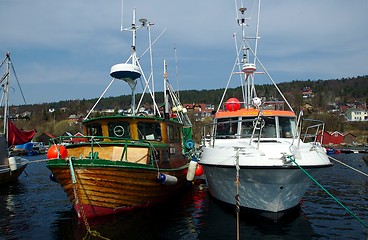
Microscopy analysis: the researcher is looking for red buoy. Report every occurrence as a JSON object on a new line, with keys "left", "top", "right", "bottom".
{"left": 47, "top": 144, "right": 68, "bottom": 159}
{"left": 225, "top": 98, "right": 241, "bottom": 111}
{"left": 195, "top": 164, "right": 204, "bottom": 176}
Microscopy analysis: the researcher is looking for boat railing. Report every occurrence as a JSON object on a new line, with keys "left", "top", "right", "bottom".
{"left": 48, "top": 135, "right": 157, "bottom": 163}
{"left": 49, "top": 135, "right": 135, "bottom": 145}
{"left": 298, "top": 118, "right": 325, "bottom": 146}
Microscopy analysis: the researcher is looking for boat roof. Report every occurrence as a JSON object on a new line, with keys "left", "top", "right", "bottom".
{"left": 215, "top": 108, "right": 296, "bottom": 118}
{"left": 82, "top": 114, "right": 179, "bottom": 124}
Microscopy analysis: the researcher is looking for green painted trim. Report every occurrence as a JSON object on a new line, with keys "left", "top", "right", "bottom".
{"left": 47, "top": 158, "right": 189, "bottom": 171}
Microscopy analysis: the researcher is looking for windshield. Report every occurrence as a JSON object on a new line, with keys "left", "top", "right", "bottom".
{"left": 214, "top": 116, "right": 297, "bottom": 139}
{"left": 137, "top": 122, "right": 162, "bottom": 140}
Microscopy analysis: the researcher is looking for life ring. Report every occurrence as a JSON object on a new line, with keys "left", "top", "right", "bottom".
{"left": 113, "top": 125, "right": 125, "bottom": 137}
{"left": 185, "top": 139, "right": 195, "bottom": 149}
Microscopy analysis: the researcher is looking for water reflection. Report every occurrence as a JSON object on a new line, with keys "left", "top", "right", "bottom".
{"left": 0, "top": 154, "right": 367, "bottom": 239}
{"left": 47, "top": 183, "right": 315, "bottom": 240}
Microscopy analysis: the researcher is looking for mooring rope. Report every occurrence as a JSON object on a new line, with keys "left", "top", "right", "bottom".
{"left": 67, "top": 158, "right": 110, "bottom": 240}
{"left": 327, "top": 155, "right": 368, "bottom": 177}
{"left": 235, "top": 147, "right": 241, "bottom": 240}
{"left": 287, "top": 156, "right": 368, "bottom": 229}
{"left": 27, "top": 158, "right": 50, "bottom": 164}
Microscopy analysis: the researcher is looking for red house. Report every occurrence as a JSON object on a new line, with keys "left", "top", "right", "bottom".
{"left": 71, "top": 132, "right": 86, "bottom": 144}
{"left": 319, "top": 131, "right": 344, "bottom": 145}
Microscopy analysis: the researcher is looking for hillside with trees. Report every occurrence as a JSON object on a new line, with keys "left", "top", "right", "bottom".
{"left": 3, "top": 75, "right": 368, "bottom": 143}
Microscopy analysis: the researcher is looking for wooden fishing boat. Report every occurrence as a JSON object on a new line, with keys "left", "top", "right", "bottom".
{"left": 47, "top": 9, "right": 195, "bottom": 219}
{"left": 0, "top": 52, "right": 35, "bottom": 185}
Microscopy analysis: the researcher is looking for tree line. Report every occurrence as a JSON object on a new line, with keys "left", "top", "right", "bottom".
{"left": 5, "top": 75, "right": 368, "bottom": 142}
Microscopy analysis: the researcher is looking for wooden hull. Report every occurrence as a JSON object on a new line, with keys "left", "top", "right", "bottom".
{"left": 48, "top": 160, "right": 189, "bottom": 218}
{"left": 47, "top": 114, "right": 195, "bottom": 218}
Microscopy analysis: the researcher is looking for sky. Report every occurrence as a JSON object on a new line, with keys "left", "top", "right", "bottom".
{"left": 1, "top": 0, "right": 367, "bottom": 106}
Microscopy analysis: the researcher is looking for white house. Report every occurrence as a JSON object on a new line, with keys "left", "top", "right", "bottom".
{"left": 344, "top": 108, "right": 368, "bottom": 121}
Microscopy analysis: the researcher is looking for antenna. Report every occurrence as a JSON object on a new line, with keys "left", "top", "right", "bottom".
{"left": 174, "top": 46, "right": 180, "bottom": 99}
{"left": 120, "top": 0, "right": 124, "bottom": 31}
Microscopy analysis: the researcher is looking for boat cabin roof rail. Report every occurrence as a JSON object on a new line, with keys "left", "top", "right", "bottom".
{"left": 298, "top": 118, "right": 325, "bottom": 146}
{"left": 48, "top": 135, "right": 134, "bottom": 147}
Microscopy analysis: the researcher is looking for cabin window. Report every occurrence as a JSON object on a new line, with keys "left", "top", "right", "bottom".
{"left": 261, "top": 117, "right": 277, "bottom": 138}
{"left": 162, "top": 150, "right": 170, "bottom": 163}
{"left": 137, "top": 122, "right": 162, "bottom": 141}
{"left": 216, "top": 118, "right": 238, "bottom": 138}
{"left": 240, "top": 118, "right": 256, "bottom": 137}
{"left": 167, "top": 124, "right": 181, "bottom": 143}
{"left": 108, "top": 121, "right": 130, "bottom": 138}
{"left": 279, "top": 117, "right": 296, "bottom": 138}
{"left": 86, "top": 123, "right": 102, "bottom": 137}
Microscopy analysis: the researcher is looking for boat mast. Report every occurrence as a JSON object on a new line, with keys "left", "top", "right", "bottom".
{"left": 3, "top": 53, "right": 10, "bottom": 137}
{"left": 237, "top": 6, "right": 253, "bottom": 109}
{"left": 128, "top": 9, "right": 138, "bottom": 115}
{"left": 237, "top": 0, "right": 261, "bottom": 109}
{"left": 163, "top": 60, "right": 170, "bottom": 119}
{"left": 110, "top": 8, "right": 143, "bottom": 116}
{"left": 0, "top": 52, "right": 28, "bottom": 137}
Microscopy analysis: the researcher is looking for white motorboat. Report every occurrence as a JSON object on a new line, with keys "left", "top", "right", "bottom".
{"left": 198, "top": 0, "right": 332, "bottom": 215}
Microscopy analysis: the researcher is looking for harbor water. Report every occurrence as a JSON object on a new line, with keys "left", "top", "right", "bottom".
{"left": 1, "top": 153, "right": 367, "bottom": 239}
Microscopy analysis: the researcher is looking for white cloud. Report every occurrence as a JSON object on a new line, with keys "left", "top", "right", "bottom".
{"left": 0, "top": 0, "right": 366, "bottom": 105}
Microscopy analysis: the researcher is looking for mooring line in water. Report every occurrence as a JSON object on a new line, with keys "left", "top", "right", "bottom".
{"left": 288, "top": 156, "right": 368, "bottom": 229}
{"left": 235, "top": 147, "right": 241, "bottom": 240}
{"left": 67, "top": 158, "right": 111, "bottom": 240}
{"left": 327, "top": 155, "right": 368, "bottom": 177}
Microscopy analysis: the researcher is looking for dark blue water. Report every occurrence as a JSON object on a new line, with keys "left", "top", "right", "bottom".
{"left": 0, "top": 153, "right": 367, "bottom": 239}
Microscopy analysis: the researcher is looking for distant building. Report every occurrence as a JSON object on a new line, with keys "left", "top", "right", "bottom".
{"left": 343, "top": 133, "right": 357, "bottom": 145}
{"left": 60, "top": 132, "right": 74, "bottom": 144}
{"left": 344, "top": 108, "right": 368, "bottom": 121}
{"left": 68, "top": 114, "right": 83, "bottom": 122}
{"left": 321, "top": 131, "right": 345, "bottom": 145}
{"left": 301, "top": 86, "right": 314, "bottom": 99}
{"left": 71, "top": 132, "right": 86, "bottom": 144}
{"left": 183, "top": 103, "right": 214, "bottom": 121}
{"left": 36, "top": 133, "right": 56, "bottom": 146}
{"left": 319, "top": 131, "right": 357, "bottom": 145}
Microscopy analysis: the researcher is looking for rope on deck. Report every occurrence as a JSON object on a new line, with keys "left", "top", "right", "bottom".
{"left": 287, "top": 156, "right": 368, "bottom": 229}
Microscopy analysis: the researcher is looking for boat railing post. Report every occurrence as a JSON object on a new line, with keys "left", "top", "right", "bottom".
{"left": 201, "top": 125, "right": 206, "bottom": 147}
{"left": 314, "top": 124, "right": 320, "bottom": 143}
{"left": 90, "top": 136, "right": 94, "bottom": 157}
{"left": 296, "top": 110, "right": 303, "bottom": 147}
{"left": 320, "top": 122, "right": 325, "bottom": 145}
{"left": 211, "top": 123, "right": 216, "bottom": 147}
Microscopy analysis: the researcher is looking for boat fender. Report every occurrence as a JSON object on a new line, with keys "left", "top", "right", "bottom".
{"left": 185, "top": 139, "right": 195, "bottom": 150}
{"left": 8, "top": 157, "right": 17, "bottom": 171}
{"left": 157, "top": 173, "right": 178, "bottom": 185}
{"left": 186, "top": 157, "right": 198, "bottom": 181}
{"left": 47, "top": 144, "right": 68, "bottom": 159}
{"left": 195, "top": 164, "right": 204, "bottom": 176}
{"left": 326, "top": 148, "right": 341, "bottom": 155}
